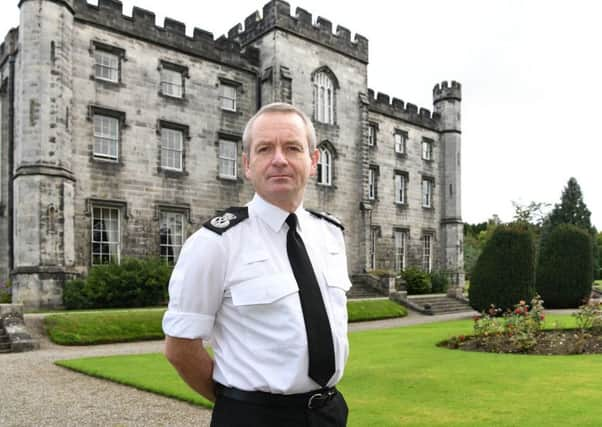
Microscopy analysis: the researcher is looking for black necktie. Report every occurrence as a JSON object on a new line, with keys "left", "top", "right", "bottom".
{"left": 285, "top": 213, "right": 335, "bottom": 387}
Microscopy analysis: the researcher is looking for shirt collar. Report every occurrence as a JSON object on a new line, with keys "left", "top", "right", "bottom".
{"left": 248, "top": 193, "right": 308, "bottom": 233}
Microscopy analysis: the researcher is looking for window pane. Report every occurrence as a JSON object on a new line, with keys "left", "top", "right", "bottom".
{"left": 93, "top": 115, "right": 119, "bottom": 159}
{"left": 91, "top": 207, "right": 120, "bottom": 265}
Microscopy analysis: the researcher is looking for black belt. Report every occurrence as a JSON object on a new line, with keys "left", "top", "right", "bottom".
{"left": 214, "top": 383, "right": 338, "bottom": 409}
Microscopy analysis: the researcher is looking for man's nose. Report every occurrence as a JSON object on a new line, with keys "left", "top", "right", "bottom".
{"left": 271, "top": 147, "right": 288, "bottom": 165}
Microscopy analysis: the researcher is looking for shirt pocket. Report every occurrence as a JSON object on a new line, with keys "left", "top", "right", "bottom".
{"left": 231, "top": 273, "right": 299, "bottom": 305}
{"left": 324, "top": 269, "right": 351, "bottom": 337}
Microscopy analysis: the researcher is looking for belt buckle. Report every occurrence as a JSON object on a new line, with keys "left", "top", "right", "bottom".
{"left": 307, "top": 390, "right": 335, "bottom": 409}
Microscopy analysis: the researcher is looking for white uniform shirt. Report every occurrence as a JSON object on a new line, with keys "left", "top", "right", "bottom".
{"left": 162, "top": 194, "right": 352, "bottom": 394}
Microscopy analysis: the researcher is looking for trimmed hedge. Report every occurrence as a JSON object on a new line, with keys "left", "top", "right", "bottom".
{"left": 63, "top": 257, "right": 172, "bottom": 309}
{"left": 469, "top": 224, "right": 536, "bottom": 312}
{"left": 536, "top": 224, "right": 593, "bottom": 308}
{"left": 430, "top": 271, "right": 450, "bottom": 293}
{"left": 403, "top": 268, "right": 431, "bottom": 295}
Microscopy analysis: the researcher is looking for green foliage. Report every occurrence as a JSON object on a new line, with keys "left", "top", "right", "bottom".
{"left": 0, "top": 280, "right": 11, "bottom": 304}
{"left": 463, "top": 234, "right": 482, "bottom": 280}
{"left": 347, "top": 300, "right": 407, "bottom": 322}
{"left": 469, "top": 224, "right": 536, "bottom": 312}
{"left": 536, "top": 224, "right": 593, "bottom": 308}
{"left": 402, "top": 267, "right": 431, "bottom": 295}
{"left": 429, "top": 270, "right": 450, "bottom": 293}
{"left": 546, "top": 177, "right": 592, "bottom": 229}
{"left": 62, "top": 257, "right": 172, "bottom": 309}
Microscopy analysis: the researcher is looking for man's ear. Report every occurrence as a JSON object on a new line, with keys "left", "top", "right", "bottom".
{"left": 242, "top": 152, "right": 251, "bottom": 180}
{"left": 309, "top": 148, "right": 319, "bottom": 177}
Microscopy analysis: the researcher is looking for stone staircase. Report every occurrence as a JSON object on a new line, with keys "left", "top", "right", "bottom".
{"left": 348, "top": 274, "right": 388, "bottom": 299}
{"left": 0, "top": 322, "right": 10, "bottom": 353}
{"left": 406, "top": 294, "right": 475, "bottom": 315}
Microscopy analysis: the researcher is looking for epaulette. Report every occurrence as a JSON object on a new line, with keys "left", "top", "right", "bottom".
{"left": 203, "top": 207, "right": 249, "bottom": 235}
{"left": 307, "top": 209, "right": 344, "bottom": 231}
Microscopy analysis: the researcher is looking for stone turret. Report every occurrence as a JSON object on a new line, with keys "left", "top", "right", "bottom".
{"left": 433, "top": 80, "right": 465, "bottom": 293}
{"left": 12, "top": 0, "right": 76, "bottom": 308}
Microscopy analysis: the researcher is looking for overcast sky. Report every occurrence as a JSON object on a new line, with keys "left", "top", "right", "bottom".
{"left": 2, "top": 0, "right": 601, "bottom": 228}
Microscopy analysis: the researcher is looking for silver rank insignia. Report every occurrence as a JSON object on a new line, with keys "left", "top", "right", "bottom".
{"left": 210, "top": 212, "right": 237, "bottom": 228}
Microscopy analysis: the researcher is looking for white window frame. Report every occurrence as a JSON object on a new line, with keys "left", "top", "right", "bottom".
{"left": 394, "top": 132, "right": 406, "bottom": 154}
{"left": 93, "top": 114, "right": 119, "bottom": 160}
{"left": 160, "top": 211, "right": 185, "bottom": 264}
{"left": 422, "top": 178, "right": 433, "bottom": 208}
{"left": 160, "top": 127, "right": 183, "bottom": 171}
{"left": 313, "top": 71, "right": 335, "bottom": 124}
{"left": 91, "top": 206, "right": 120, "bottom": 265}
{"left": 422, "top": 139, "right": 433, "bottom": 160}
{"left": 220, "top": 84, "right": 237, "bottom": 111}
{"left": 368, "top": 168, "right": 376, "bottom": 200}
{"left": 422, "top": 234, "right": 433, "bottom": 273}
{"left": 394, "top": 230, "right": 407, "bottom": 272}
{"left": 395, "top": 173, "right": 407, "bottom": 204}
{"left": 94, "top": 49, "right": 119, "bottom": 83}
{"left": 370, "top": 227, "right": 377, "bottom": 270}
{"left": 160, "top": 68, "right": 183, "bottom": 98}
{"left": 317, "top": 147, "right": 332, "bottom": 186}
{"left": 368, "top": 123, "right": 377, "bottom": 146}
{"left": 219, "top": 140, "right": 238, "bottom": 179}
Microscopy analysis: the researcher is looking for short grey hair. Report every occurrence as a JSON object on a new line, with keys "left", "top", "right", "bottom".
{"left": 242, "top": 103, "right": 317, "bottom": 156}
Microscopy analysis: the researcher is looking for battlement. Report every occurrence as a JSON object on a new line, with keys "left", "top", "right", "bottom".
{"left": 433, "top": 80, "right": 461, "bottom": 103}
{"left": 0, "top": 28, "right": 18, "bottom": 66}
{"left": 71, "top": 0, "right": 259, "bottom": 71}
{"left": 225, "top": 0, "right": 369, "bottom": 64}
{"left": 367, "top": 88, "right": 440, "bottom": 131}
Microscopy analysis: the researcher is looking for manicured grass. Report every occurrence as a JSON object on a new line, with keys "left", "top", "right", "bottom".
{"left": 56, "top": 314, "right": 602, "bottom": 426}
{"left": 45, "top": 300, "right": 406, "bottom": 345}
{"left": 347, "top": 299, "right": 407, "bottom": 322}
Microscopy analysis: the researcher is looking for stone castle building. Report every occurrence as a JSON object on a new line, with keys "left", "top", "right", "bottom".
{"left": 0, "top": 0, "right": 464, "bottom": 308}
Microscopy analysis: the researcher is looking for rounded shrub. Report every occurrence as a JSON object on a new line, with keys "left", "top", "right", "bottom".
{"left": 469, "top": 224, "right": 536, "bottom": 312}
{"left": 403, "top": 268, "right": 432, "bottom": 295}
{"left": 430, "top": 271, "right": 450, "bottom": 293}
{"left": 62, "top": 278, "right": 91, "bottom": 309}
{"left": 536, "top": 224, "right": 593, "bottom": 308}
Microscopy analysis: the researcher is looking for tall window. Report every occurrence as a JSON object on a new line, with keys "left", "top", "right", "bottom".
{"left": 161, "top": 127, "right": 183, "bottom": 171}
{"left": 394, "top": 230, "right": 408, "bottom": 272}
{"left": 94, "top": 49, "right": 119, "bottom": 83}
{"left": 313, "top": 71, "right": 335, "bottom": 124}
{"left": 422, "top": 234, "right": 433, "bottom": 272}
{"left": 422, "top": 178, "right": 433, "bottom": 208}
{"left": 160, "top": 212, "right": 184, "bottom": 264}
{"left": 422, "top": 139, "right": 433, "bottom": 160}
{"left": 394, "top": 173, "right": 407, "bottom": 204}
{"left": 160, "top": 68, "right": 183, "bottom": 98}
{"left": 394, "top": 131, "right": 406, "bottom": 154}
{"left": 368, "top": 168, "right": 376, "bottom": 200}
{"left": 317, "top": 147, "right": 332, "bottom": 185}
{"left": 219, "top": 140, "right": 237, "bottom": 179}
{"left": 368, "top": 123, "right": 377, "bottom": 146}
{"left": 369, "top": 227, "right": 377, "bottom": 270}
{"left": 93, "top": 114, "right": 119, "bottom": 160}
{"left": 220, "top": 83, "right": 237, "bottom": 111}
{"left": 91, "top": 206, "right": 120, "bottom": 265}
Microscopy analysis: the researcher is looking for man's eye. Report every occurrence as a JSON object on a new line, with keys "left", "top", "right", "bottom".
{"left": 288, "top": 145, "right": 303, "bottom": 152}
{"left": 256, "top": 146, "right": 269, "bottom": 153}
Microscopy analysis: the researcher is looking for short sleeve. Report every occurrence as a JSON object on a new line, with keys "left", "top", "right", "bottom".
{"left": 162, "top": 228, "right": 227, "bottom": 340}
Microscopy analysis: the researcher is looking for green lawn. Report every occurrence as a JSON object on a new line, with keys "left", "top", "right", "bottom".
{"left": 56, "top": 314, "right": 602, "bottom": 426}
{"left": 46, "top": 300, "right": 406, "bottom": 345}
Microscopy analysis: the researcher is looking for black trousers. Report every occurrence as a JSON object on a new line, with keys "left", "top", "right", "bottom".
{"left": 210, "top": 390, "right": 348, "bottom": 427}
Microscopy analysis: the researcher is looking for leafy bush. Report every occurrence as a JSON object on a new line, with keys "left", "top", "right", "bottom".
{"left": 0, "top": 280, "right": 11, "bottom": 304}
{"left": 469, "top": 224, "right": 536, "bottom": 312}
{"left": 536, "top": 224, "right": 593, "bottom": 308}
{"left": 430, "top": 270, "right": 450, "bottom": 293}
{"left": 403, "top": 268, "right": 431, "bottom": 295}
{"left": 63, "top": 257, "right": 172, "bottom": 309}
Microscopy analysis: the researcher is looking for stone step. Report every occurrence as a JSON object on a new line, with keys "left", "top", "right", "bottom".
{"left": 406, "top": 295, "right": 474, "bottom": 315}
{"left": 0, "top": 342, "right": 10, "bottom": 351}
{"left": 0, "top": 334, "right": 9, "bottom": 343}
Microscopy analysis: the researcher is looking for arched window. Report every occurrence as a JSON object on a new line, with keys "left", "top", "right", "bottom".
{"left": 317, "top": 146, "right": 332, "bottom": 186}
{"left": 313, "top": 70, "right": 337, "bottom": 124}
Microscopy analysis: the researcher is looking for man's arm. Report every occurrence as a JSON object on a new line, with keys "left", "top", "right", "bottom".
{"left": 164, "top": 336, "right": 216, "bottom": 402}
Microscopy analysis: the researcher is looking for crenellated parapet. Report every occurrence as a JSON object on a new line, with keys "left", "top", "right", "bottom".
{"left": 71, "top": 0, "right": 259, "bottom": 71}
{"left": 0, "top": 28, "right": 18, "bottom": 67}
{"left": 225, "top": 0, "right": 369, "bottom": 64}
{"left": 367, "top": 89, "right": 440, "bottom": 131}
{"left": 433, "top": 80, "right": 461, "bottom": 103}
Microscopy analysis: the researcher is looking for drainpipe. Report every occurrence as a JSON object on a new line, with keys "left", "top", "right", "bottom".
{"left": 8, "top": 54, "right": 15, "bottom": 271}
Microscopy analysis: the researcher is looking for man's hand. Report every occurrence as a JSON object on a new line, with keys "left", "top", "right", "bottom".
{"left": 164, "top": 336, "right": 216, "bottom": 402}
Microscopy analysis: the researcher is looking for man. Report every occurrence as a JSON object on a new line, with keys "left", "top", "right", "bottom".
{"left": 163, "top": 103, "right": 351, "bottom": 427}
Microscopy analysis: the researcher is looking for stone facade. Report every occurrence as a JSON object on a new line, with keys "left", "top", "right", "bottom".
{"left": 0, "top": 0, "right": 464, "bottom": 308}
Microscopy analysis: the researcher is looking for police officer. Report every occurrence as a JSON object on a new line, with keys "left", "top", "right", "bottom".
{"left": 163, "top": 103, "right": 351, "bottom": 426}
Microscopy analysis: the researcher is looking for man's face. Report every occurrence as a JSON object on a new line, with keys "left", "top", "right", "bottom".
{"left": 243, "top": 111, "right": 319, "bottom": 211}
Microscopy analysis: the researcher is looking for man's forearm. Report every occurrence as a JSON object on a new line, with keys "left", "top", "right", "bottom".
{"left": 164, "top": 336, "right": 216, "bottom": 402}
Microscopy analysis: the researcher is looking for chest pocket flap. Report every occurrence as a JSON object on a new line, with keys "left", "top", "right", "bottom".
{"left": 231, "top": 273, "right": 299, "bottom": 306}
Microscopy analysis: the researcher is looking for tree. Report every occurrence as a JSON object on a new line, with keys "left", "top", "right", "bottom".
{"left": 512, "top": 200, "right": 551, "bottom": 227}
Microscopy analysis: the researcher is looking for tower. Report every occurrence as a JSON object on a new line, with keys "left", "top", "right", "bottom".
{"left": 433, "top": 81, "right": 465, "bottom": 294}
{"left": 12, "top": 0, "right": 76, "bottom": 307}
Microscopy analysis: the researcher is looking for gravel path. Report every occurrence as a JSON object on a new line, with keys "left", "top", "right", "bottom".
{"left": 0, "top": 309, "right": 493, "bottom": 426}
